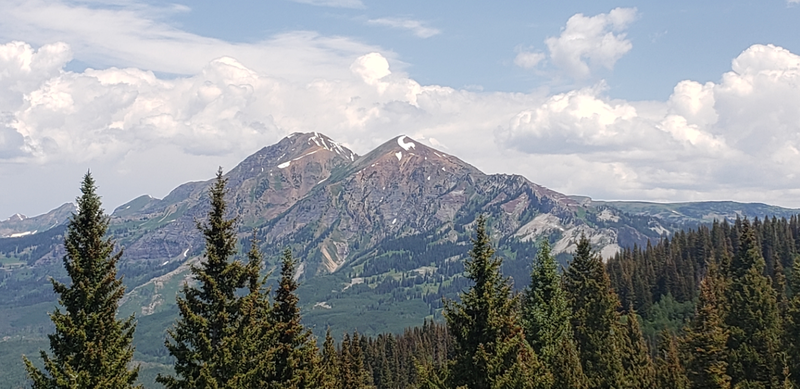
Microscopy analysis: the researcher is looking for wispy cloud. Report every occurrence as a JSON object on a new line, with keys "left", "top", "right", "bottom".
{"left": 290, "top": 0, "right": 365, "bottom": 9}
{"left": 0, "top": 0, "right": 382, "bottom": 80}
{"left": 514, "top": 50, "right": 545, "bottom": 69}
{"left": 367, "top": 17, "right": 440, "bottom": 38}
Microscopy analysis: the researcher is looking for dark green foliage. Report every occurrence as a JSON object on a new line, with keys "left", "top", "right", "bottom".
{"left": 641, "top": 293, "right": 695, "bottom": 341}
{"left": 444, "top": 215, "right": 550, "bottom": 389}
{"left": 320, "top": 329, "right": 340, "bottom": 389}
{"left": 725, "top": 221, "right": 783, "bottom": 388}
{"left": 682, "top": 261, "right": 730, "bottom": 389}
{"left": 654, "top": 330, "right": 690, "bottom": 389}
{"left": 268, "top": 248, "right": 320, "bottom": 388}
{"left": 522, "top": 241, "right": 587, "bottom": 389}
{"left": 564, "top": 235, "right": 625, "bottom": 389}
{"left": 157, "top": 169, "right": 256, "bottom": 389}
{"left": 234, "top": 235, "right": 274, "bottom": 388}
{"left": 23, "top": 172, "right": 140, "bottom": 388}
{"left": 352, "top": 320, "right": 451, "bottom": 389}
{"left": 786, "top": 257, "right": 800, "bottom": 388}
{"left": 339, "top": 332, "right": 374, "bottom": 389}
{"left": 620, "top": 308, "right": 655, "bottom": 388}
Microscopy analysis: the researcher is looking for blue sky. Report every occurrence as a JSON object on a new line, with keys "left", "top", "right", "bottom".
{"left": 1, "top": 0, "right": 800, "bottom": 218}
{"left": 154, "top": 0, "right": 800, "bottom": 99}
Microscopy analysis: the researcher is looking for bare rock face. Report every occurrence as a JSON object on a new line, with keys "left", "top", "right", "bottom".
{"left": 109, "top": 132, "right": 358, "bottom": 263}
{"left": 254, "top": 135, "right": 616, "bottom": 278}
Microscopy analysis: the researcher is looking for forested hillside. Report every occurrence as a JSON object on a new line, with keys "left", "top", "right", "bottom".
{"left": 15, "top": 171, "right": 800, "bottom": 389}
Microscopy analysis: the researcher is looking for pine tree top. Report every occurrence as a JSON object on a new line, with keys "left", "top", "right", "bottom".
{"left": 25, "top": 172, "right": 140, "bottom": 389}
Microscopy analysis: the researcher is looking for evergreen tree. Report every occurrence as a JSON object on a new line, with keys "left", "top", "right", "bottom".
{"left": 158, "top": 169, "right": 251, "bottom": 389}
{"left": 233, "top": 235, "right": 274, "bottom": 388}
{"left": 267, "top": 248, "right": 321, "bottom": 388}
{"left": 620, "top": 308, "right": 655, "bottom": 388}
{"left": 444, "top": 215, "right": 550, "bottom": 389}
{"left": 725, "top": 221, "right": 782, "bottom": 388}
{"left": 786, "top": 257, "right": 800, "bottom": 388}
{"left": 522, "top": 241, "right": 587, "bottom": 389}
{"left": 564, "top": 234, "right": 625, "bottom": 389}
{"left": 682, "top": 261, "right": 730, "bottom": 389}
{"left": 340, "top": 332, "right": 374, "bottom": 389}
{"left": 320, "top": 329, "right": 341, "bottom": 389}
{"left": 654, "top": 330, "right": 690, "bottom": 389}
{"left": 23, "top": 172, "right": 140, "bottom": 388}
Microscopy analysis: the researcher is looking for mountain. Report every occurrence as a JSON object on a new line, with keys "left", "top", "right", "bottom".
{"left": 0, "top": 203, "right": 74, "bottom": 238}
{"left": 2, "top": 132, "right": 799, "bottom": 388}
{"left": 576, "top": 198, "right": 800, "bottom": 226}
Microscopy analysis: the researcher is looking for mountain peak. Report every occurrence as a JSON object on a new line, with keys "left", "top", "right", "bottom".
{"left": 395, "top": 135, "right": 416, "bottom": 151}
{"left": 228, "top": 132, "right": 357, "bottom": 183}
{"left": 6, "top": 213, "right": 26, "bottom": 222}
{"left": 287, "top": 132, "right": 357, "bottom": 162}
{"left": 346, "top": 134, "right": 483, "bottom": 178}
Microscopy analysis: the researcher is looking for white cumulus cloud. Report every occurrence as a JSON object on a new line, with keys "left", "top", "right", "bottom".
{"left": 499, "top": 43, "right": 800, "bottom": 204}
{"left": 544, "top": 7, "right": 636, "bottom": 79}
{"left": 4, "top": 37, "right": 800, "bottom": 218}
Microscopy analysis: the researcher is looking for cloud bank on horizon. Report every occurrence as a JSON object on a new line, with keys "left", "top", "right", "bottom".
{"left": 1, "top": 1, "right": 800, "bottom": 217}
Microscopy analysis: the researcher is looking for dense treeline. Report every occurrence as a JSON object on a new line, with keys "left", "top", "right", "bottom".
{"left": 336, "top": 216, "right": 800, "bottom": 389}
{"left": 22, "top": 171, "right": 800, "bottom": 388}
{"left": 610, "top": 216, "right": 800, "bottom": 313}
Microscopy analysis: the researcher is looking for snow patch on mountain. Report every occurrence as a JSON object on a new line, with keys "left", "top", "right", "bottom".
{"left": 397, "top": 135, "right": 415, "bottom": 151}
{"left": 650, "top": 224, "right": 670, "bottom": 236}
{"left": 306, "top": 132, "right": 357, "bottom": 161}
{"left": 8, "top": 230, "right": 36, "bottom": 238}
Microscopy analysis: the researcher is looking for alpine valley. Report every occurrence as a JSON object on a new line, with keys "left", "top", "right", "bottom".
{"left": 1, "top": 133, "right": 798, "bottom": 387}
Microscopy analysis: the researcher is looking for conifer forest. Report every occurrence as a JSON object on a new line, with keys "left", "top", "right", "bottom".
{"left": 19, "top": 171, "right": 800, "bottom": 389}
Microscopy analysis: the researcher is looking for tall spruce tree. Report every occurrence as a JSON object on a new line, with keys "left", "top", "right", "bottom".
{"left": 443, "top": 215, "right": 550, "bottom": 389}
{"left": 725, "top": 221, "right": 782, "bottom": 388}
{"left": 23, "top": 172, "right": 140, "bottom": 388}
{"left": 654, "top": 330, "right": 690, "bottom": 389}
{"left": 563, "top": 234, "right": 625, "bottom": 389}
{"left": 320, "top": 329, "right": 341, "bottom": 389}
{"left": 232, "top": 235, "right": 274, "bottom": 388}
{"left": 682, "top": 261, "right": 731, "bottom": 389}
{"left": 158, "top": 169, "right": 251, "bottom": 389}
{"left": 522, "top": 241, "right": 587, "bottom": 389}
{"left": 339, "top": 332, "right": 374, "bottom": 389}
{"left": 786, "top": 257, "right": 800, "bottom": 388}
{"left": 620, "top": 308, "right": 655, "bottom": 388}
{"left": 267, "top": 248, "right": 320, "bottom": 388}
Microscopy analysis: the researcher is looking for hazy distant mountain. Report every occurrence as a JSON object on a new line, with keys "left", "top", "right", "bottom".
{"left": 0, "top": 203, "right": 74, "bottom": 238}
